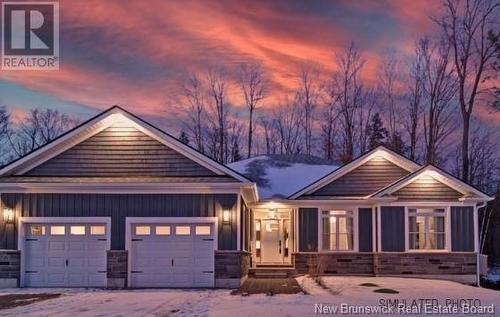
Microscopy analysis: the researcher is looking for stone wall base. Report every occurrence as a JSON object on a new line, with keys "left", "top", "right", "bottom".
{"left": 0, "top": 250, "right": 20, "bottom": 288}
{"left": 215, "top": 251, "right": 251, "bottom": 288}
{"left": 107, "top": 250, "right": 128, "bottom": 288}
{"left": 107, "top": 278, "right": 126, "bottom": 289}
{"left": 0, "top": 278, "right": 18, "bottom": 288}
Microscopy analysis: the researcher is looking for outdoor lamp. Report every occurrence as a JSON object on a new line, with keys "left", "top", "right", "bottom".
{"left": 223, "top": 209, "right": 230, "bottom": 223}
{"left": 3, "top": 208, "right": 14, "bottom": 224}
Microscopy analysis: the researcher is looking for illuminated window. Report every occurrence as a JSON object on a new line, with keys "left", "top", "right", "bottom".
{"left": 70, "top": 226, "right": 86, "bottom": 235}
{"left": 195, "top": 226, "right": 210, "bottom": 235}
{"left": 30, "top": 225, "right": 45, "bottom": 235}
{"left": 90, "top": 226, "right": 106, "bottom": 235}
{"left": 322, "top": 211, "right": 353, "bottom": 251}
{"left": 175, "top": 226, "right": 191, "bottom": 235}
{"left": 135, "top": 226, "right": 151, "bottom": 235}
{"left": 409, "top": 208, "right": 445, "bottom": 250}
{"left": 50, "top": 226, "right": 65, "bottom": 235}
{"left": 156, "top": 226, "right": 171, "bottom": 235}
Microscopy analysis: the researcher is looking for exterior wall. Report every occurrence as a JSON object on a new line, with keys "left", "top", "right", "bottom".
{"left": 107, "top": 250, "right": 128, "bottom": 288}
{"left": 298, "top": 208, "right": 318, "bottom": 252}
{"left": 293, "top": 253, "right": 374, "bottom": 275}
{"left": 451, "top": 206, "right": 475, "bottom": 252}
{"left": 358, "top": 208, "right": 373, "bottom": 252}
{"left": 24, "top": 124, "right": 217, "bottom": 177}
{"left": 0, "top": 250, "right": 20, "bottom": 288}
{"left": 303, "top": 157, "right": 409, "bottom": 197}
{"left": 214, "top": 251, "right": 251, "bottom": 288}
{"left": 380, "top": 206, "right": 405, "bottom": 252}
{"left": 0, "top": 193, "right": 238, "bottom": 251}
{"left": 374, "top": 253, "right": 477, "bottom": 275}
{"left": 392, "top": 175, "right": 463, "bottom": 201}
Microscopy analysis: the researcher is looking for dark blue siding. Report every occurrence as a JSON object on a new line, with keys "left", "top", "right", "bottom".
{"left": 358, "top": 208, "right": 373, "bottom": 252}
{"left": 298, "top": 208, "right": 318, "bottom": 252}
{"left": 381, "top": 206, "right": 405, "bottom": 252}
{"left": 0, "top": 193, "right": 237, "bottom": 250}
{"left": 451, "top": 206, "right": 474, "bottom": 252}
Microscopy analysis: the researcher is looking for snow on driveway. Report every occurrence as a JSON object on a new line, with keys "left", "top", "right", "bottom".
{"left": 0, "top": 277, "right": 499, "bottom": 317}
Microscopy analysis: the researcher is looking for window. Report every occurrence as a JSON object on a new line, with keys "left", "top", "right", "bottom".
{"left": 175, "top": 226, "right": 191, "bottom": 235}
{"left": 322, "top": 210, "right": 353, "bottom": 251}
{"left": 70, "top": 226, "right": 86, "bottom": 235}
{"left": 90, "top": 225, "right": 106, "bottom": 235}
{"left": 156, "top": 226, "right": 170, "bottom": 235}
{"left": 50, "top": 225, "right": 65, "bottom": 235}
{"left": 30, "top": 225, "right": 45, "bottom": 235}
{"left": 409, "top": 208, "right": 445, "bottom": 250}
{"left": 195, "top": 225, "right": 210, "bottom": 235}
{"left": 135, "top": 226, "right": 151, "bottom": 235}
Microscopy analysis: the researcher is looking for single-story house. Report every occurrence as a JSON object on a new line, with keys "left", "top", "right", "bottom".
{"left": 0, "top": 106, "right": 493, "bottom": 288}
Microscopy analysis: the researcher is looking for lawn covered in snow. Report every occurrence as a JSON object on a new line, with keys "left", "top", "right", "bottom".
{"left": 1, "top": 277, "right": 499, "bottom": 317}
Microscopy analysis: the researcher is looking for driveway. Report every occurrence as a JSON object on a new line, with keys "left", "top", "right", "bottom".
{"left": 0, "top": 277, "right": 498, "bottom": 317}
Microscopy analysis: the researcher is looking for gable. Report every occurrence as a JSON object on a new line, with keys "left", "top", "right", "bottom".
{"left": 22, "top": 123, "right": 218, "bottom": 177}
{"left": 303, "top": 156, "right": 410, "bottom": 197}
{"left": 390, "top": 175, "right": 464, "bottom": 201}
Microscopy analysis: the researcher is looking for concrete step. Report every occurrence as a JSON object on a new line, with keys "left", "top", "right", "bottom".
{"left": 249, "top": 267, "right": 295, "bottom": 279}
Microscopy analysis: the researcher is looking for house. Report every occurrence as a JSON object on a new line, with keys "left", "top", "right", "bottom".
{"left": 0, "top": 106, "right": 493, "bottom": 289}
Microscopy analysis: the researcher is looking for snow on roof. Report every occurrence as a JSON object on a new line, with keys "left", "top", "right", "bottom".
{"left": 228, "top": 154, "right": 339, "bottom": 199}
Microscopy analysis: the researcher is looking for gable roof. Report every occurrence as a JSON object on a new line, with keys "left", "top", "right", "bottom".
{"left": 288, "top": 146, "right": 420, "bottom": 199}
{"left": 0, "top": 106, "right": 253, "bottom": 184}
{"left": 371, "top": 164, "right": 494, "bottom": 201}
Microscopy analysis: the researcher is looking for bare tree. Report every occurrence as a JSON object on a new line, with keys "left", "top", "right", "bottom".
{"left": 357, "top": 88, "right": 377, "bottom": 154}
{"left": 239, "top": 62, "right": 268, "bottom": 158}
{"left": 404, "top": 43, "right": 426, "bottom": 161}
{"left": 418, "top": 38, "right": 457, "bottom": 165}
{"left": 436, "top": 0, "right": 500, "bottom": 181}
{"left": 0, "top": 106, "right": 11, "bottom": 164}
{"left": 273, "top": 96, "right": 303, "bottom": 155}
{"left": 207, "top": 68, "right": 230, "bottom": 163}
{"left": 378, "top": 53, "right": 400, "bottom": 143}
{"left": 8, "top": 108, "right": 78, "bottom": 157}
{"left": 259, "top": 116, "right": 278, "bottom": 155}
{"left": 320, "top": 89, "right": 338, "bottom": 160}
{"left": 182, "top": 74, "right": 207, "bottom": 152}
{"left": 296, "top": 64, "right": 320, "bottom": 155}
{"left": 228, "top": 120, "right": 244, "bottom": 162}
{"left": 331, "top": 42, "right": 366, "bottom": 162}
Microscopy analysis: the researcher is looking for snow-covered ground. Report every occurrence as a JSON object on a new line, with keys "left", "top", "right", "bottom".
{"left": 485, "top": 266, "right": 500, "bottom": 283}
{"left": 1, "top": 277, "right": 499, "bottom": 317}
{"left": 228, "top": 155, "right": 338, "bottom": 199}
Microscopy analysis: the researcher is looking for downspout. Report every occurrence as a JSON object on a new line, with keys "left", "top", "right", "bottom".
{"left": 476, "top": 202, "right": 486, "bottom": 287}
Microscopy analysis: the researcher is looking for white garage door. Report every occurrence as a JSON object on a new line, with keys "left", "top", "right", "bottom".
{"left": 23, "top": 223, "right": 108, "bottom": 287}
{"left": 130, "top": 223, "right": 215, "bottom": 288}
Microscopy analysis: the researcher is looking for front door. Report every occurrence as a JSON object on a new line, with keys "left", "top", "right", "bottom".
{"left": 260, "top": 219, "right": 281, "bottom": 263}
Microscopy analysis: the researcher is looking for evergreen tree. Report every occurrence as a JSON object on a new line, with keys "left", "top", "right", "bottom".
{"left": 387, "top": 131, "right": 407, "bottom": 155}
{"left": 367, "top": 113, "right": 388, "bottom": 150}
{"left": 179, "top": 130, "right": 190, "bottom": 145}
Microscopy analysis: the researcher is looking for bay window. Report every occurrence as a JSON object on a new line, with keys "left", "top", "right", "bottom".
{"left": 322, "top": 210, "right": 353, "bottom": 251}
{"left": 409, "top": 208, "right": 446, "bottom": 250}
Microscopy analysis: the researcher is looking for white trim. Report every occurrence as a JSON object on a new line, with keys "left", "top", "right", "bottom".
{"left": 373, "top": 166, "right": 493, "bottom": 201}
{"left": 237, "top": 194, "right": 241, "bottom": 251}
{"left": 404, "top": 207, "right": 409, "bottom": 251}
{"left": 0, "top": 107, "right": 253, "bottom": 185}
{"left": 289, "top": 146, "right": 420, "bottom": 199}
{"left": 404, "top": 206, "right": 451, "bottom": 253}
{"left": 473, "top": 205, "right": 479, "bottom": 253}
{"left": 318, "top": 208, "right": 359, "bottom": 253}
{"left": 372, "top": 207, "right": 377, "bottom": 252}
{"left": 18, "top": 217, "right": 111, "bottom": 287}
{"left": 125, "top": 217, "right": 218, "bottom": 288}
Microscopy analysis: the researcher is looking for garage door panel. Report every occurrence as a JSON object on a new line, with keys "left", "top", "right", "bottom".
{"left": 48, "top": 241, "right": 66, "bottom": 251}
{"left": 130, "top": 222, "right": 214, "bottom": 288}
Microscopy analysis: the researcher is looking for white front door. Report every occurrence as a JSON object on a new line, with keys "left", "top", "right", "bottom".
{"left": 23, "top": 223, "right": 108, "bottom": 287}
{"left": 260, "top": 219, "right": 281, "bottom": 263}
{"left": 130, "top": 222, "right": 215, "bottom": 288}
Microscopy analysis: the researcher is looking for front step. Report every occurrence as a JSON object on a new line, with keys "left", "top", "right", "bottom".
{"left": 249, "top": 267, "right": 295, "bottom": 279}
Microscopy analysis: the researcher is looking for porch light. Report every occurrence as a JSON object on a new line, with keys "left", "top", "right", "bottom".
{"left": 223, "top": 209, "right": 231, "bottom": 223}
{"left": 2, "top": 208, "right": 14, "bottom": 224}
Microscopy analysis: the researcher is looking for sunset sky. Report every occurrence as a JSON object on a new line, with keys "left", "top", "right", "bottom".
{"left": 0, "top": 0, "right": 498, "bottom": 130}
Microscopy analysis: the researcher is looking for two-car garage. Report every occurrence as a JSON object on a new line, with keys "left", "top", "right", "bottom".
{"left": 19, "top": 217, "right": 217, "bottom": 288}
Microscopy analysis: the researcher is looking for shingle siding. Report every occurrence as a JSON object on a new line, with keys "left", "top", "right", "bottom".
{"left": 392, "top": 176, "right": 463, "bottom": 201}
{"left": 0, "top": 193, "right": 238, "bottom": 250}
{"left": 380, "top": 206, "right": 405, "bottom": 252}
{"left": 303, "top": 157, "right": 410, "bottom": 197}
{"left": 24, "top": 125, "right": 217, "bottom": 177}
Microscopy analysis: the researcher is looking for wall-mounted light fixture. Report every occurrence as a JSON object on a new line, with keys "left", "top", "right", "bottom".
{"left": 2, "top": 208, "right": 14, "bottom": 224}
{"left": 223, "top": 209, "right": 231, "bottom": 224}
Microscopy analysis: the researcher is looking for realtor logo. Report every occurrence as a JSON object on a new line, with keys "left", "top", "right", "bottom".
{"left": 1, "top": 1, "right": 59, "bottom": 70}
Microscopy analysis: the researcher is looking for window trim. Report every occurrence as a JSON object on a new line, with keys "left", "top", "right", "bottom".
{"left": 319, "top": 209, "right": 359, "bottom": 252}
{"left": 405, "top": 206, "right": 451, "bottom": 252}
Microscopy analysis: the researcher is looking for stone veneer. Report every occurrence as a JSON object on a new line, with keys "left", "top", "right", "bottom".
{"left": 0, "top": 250, "right": 20, "bottom": 288}
{"left": 293, "top": 252, "right": 477, "bottom": 279}
{"left": 107, "top": 250, "right": 128, "bottom": 288}
{"left": 214, "top": 250, "right": 251, "bottom": 288}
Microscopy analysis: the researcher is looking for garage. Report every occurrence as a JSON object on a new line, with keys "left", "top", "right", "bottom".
{"left": 22, "top": 221, "right": 109, "bottom": 287}
{"left": 129, "top": 220, "right": 216, "bottom": 288}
